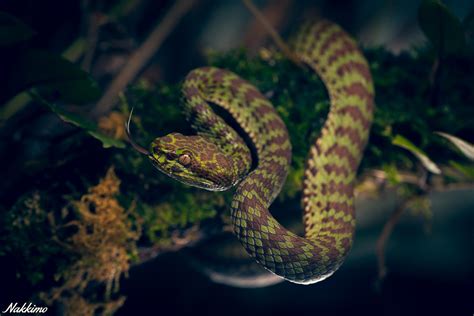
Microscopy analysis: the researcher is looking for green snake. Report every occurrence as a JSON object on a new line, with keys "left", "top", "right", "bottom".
{"left": 126, "top": 19, "right": 374, "bottom": 284}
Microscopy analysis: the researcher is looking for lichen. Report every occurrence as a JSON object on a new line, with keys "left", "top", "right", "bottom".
{"left": 37, "top": 167, "right": 139, "bottom": 314}
{"left": 98, "top": 111, "right": 128, "bottom": 140}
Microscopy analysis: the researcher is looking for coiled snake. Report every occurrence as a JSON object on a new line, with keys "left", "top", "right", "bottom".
{"left": 126, "top": 19, "right": 374, "bottom": 284}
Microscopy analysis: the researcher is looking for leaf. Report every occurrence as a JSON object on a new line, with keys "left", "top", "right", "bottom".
{"left": 33, "top": 94, "right": 125, "bottom": 149}
{"left": 418, "top": 0, "right": 465, "bottom": 55}
{"left": 38, "top": 79, "right": 101, "bottom": 105}
{"left": 5, "top": 50, "right": 101, "bottom": 104}
{"left": 449, "top": 161, "right": 474, "bottom": 179}
{"left": 0, "top": 11, "right": 35, "bottom": 46}
{"left": 436, "top": 132, "right": 474, "bottom": 160}
{"left": 392, "top": 134, "right": 441, "bottom": 174}
{"left": 45, "top": 101, "right": 96, "bottom": 131}
{"left": 87, "top": 130, "right": 126, "bottom": 149}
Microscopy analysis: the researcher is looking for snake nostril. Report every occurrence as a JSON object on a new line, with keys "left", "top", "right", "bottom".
{"left": 166, "top": 152, "right": 177, "bottom": 160}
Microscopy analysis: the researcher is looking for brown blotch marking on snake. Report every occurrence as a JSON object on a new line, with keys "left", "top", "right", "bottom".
{"left": 161, "top": 135, "right": 173, "bottom": 144}
{"left": 310, "top": 20, "right": 333, "bottom": 42}
{"left": 326, "top": 41, "right": 358, "bottom": 66}
{"left": 319, "top": 30, "right": 347, "bottom": 56}
{"left": 343, "top": 82, "right": 373, "bottom": 104}
{"left": 326, "top": 144, "right": 358, "bottom": 170}
{"left": 266, "top": 118, "right": 287, "bottom": 132}
{"left": 254, "top": 103, "right": 275, "bottom": 117}
{"left": 215, "top": 153, "right": 229, "bottom": 167}
{"left": 245, "top": 88, "right": 264, "bottom": 103}
{"left": 336, "top": 61, "right": 372, "bottom": 82}
{"left": 327, "top": 201, "right": 352, "bottom": 214}
{"left": 212, "top": 68, "right": 225, "bottom": 82}
{"left": 185, "top": 71, "right": 201, "bottom": 82}
{"left": 326, "top": 180, "right": 353, "bottom": 197}
{"left": 199, "top": 149, "right": 212, "bottom": 162}
{"left": 335, "top": 105, "right": 371, "bottom": 130}
{"left": 323, "top": 164, "right": 350, "bottom": 177}
{"left": 334, "top": 125, "right": 365, "bottom": 150}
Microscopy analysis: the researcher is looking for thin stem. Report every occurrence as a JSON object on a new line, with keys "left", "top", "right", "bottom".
{"left": 81, "top": 12, "right": 106, "bottom": 72}
{"left": 242, "top": 0, "right": 303, "bottom": 68}
{"left": 375, "top": 196, "right": 416, "bottom": 281}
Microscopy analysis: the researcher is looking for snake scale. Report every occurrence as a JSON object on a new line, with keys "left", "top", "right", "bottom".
{"left": 126, "top": 19, "right": 374, "bottom": 284}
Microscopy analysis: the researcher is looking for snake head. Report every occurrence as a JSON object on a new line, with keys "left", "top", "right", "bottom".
{"left": 150, "top": 133, "right": 237, "bottom": 191}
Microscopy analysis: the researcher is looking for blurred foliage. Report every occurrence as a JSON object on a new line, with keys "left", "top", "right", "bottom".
{"left": 0, "top": 11, "right": 35, "bottom": 46}
{"left": 436, "top": 132, "right": 474, "bottom": 161}
{"left": 418, "top": 0, "right": 467, "bottom": 56}
{"left": 0, "top": 192, "right": 66, "bottom": 285}
{"left": 392, "top": 134, "right": 441, "bottom": 174}
{"left": 0, "top": 10, "right": 100, "bottom": 107}
{"left": 5, "top": 50, "right": 101, "bottom": 104}
{"left": 0, "top": 11, "right": 118, "bottom": 150}
{"left": 465, "top": 10, "right": 474, "bottom": 50}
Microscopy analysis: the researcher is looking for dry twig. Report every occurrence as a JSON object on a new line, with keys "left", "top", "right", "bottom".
{"left": 242, "top": 0, "right": 303, "bottom": 67}
{"left": 375, "top": 196, "right": 418, "bottom": 281}
{"left": 244, "top": 0, "right": 292, "bottom": 50}
{"left": 92, "top": 0, "right": 197, "bottom": 118}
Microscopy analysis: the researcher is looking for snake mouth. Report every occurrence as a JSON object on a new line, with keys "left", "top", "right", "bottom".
{"left": 149, "top": 155, "right": 227, "bottom": 192}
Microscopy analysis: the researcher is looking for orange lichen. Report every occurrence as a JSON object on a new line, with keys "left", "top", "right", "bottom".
{"left": 98, "top": 111, "right": 127, "bottom": 140}
{"left": 53, "top": 292, "right": 126, "bottom": 316}
{"left": 41, "top": 167, "right": 140, "bottom": 315}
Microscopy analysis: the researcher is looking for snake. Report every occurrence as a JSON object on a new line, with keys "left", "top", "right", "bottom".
{"left": 126, "top": 19, "right": 374, "bottom": 284}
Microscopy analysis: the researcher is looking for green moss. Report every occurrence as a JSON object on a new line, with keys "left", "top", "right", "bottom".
{"left": 0, "top": 192, "right": 67, "bottom": 286}
{"left": 138, "top": 191, "right": 228, "bottom": 244}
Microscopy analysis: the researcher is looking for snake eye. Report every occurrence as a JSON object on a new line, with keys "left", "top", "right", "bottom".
{"left": 178, "top": 154, "right": 191, "bottom": 166}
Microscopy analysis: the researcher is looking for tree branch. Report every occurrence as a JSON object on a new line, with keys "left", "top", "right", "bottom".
{"left": 242, "top": 0, "right": 303, "bottom": 67}
{"left": 92, "top": 0, "right": 197, "bottom": 118}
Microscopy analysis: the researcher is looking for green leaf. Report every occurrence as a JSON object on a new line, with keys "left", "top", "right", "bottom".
{"left": 87, "top": 130, "right": 126, "bottom": 149}
{"left": 33, "top": 94, "right": 125, "bottom": 149}
{"left": 449, "top": 161, "right": 474, "bottom": 179}
{"left": 436, "top": 132, "right": 474, "bottom": 160}
{"left": 392, "top": 134, "right": 441, "bottom": 174}
{"left": 0, "top": 11, "right": 35, "bottom": 46}
{"left": 418, "top": 0, "right": 465, "bottom": 55}
{"left": 45, "top": 101, "right": 96, "bottom": 130}
{"left": 38, "top": 79, "right": 101, "bottom": 105}
{"left": 5, "top": 50, "right": 101, "bottom": 104}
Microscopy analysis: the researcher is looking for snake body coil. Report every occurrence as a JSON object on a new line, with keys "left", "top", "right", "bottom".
{"left": 127, "top": 19, "right": 374, "bottom": 284}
